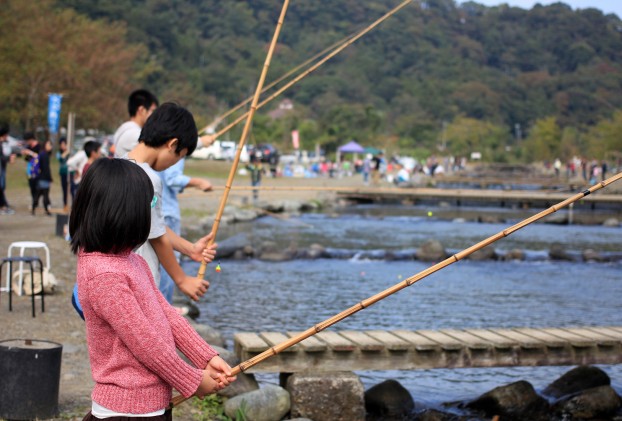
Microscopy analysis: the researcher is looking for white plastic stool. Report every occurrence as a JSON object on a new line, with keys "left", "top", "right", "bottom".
{"left": 5, "top": 241, "right": 51, "bottom": 296}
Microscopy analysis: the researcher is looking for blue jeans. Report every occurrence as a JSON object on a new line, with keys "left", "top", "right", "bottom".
{"left": 159, "top": 216, "right": 181, "bottom": 303}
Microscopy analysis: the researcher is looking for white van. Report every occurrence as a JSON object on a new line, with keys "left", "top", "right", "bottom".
{"left": 191, "top": 140, "right": 249, "bottom": 162}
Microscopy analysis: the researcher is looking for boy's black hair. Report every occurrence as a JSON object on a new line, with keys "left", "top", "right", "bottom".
{"left": 58, "top": 137, "right": 67, "bottom": 144}
{"left": 139, "top": 102, "right": 198, "bottom": 156}
{"left": 23, "top": 131, "right": 36, "bottom": 141}
{"left": 69, "top": 158, "right": 153, "bottom": 254}
{"left": 83, "top": 140, "right": 102, "bottom": 158}
{"left": 0, "top": 125, "right": 8, "bottom": 137}
{"left": 128, "top": 89, "right": 159, "bottom": 117}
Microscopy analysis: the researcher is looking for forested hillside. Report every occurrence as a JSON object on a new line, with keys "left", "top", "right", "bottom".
{"left": 4, "top": 0, "right": 622, "bottom": 161}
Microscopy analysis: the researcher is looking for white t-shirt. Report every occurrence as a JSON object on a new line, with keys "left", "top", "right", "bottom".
{"left": 129, "top": 159, "right": 166, "bottom": 287}
{"left": 114, "top": 121, "right": 142, "bottom": 158}
{"left": 66, "top": 150, "right": 88, "bottom": 183}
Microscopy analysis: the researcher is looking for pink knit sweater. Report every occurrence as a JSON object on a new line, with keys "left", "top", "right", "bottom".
{"left": 77, "top": 250, "right": 218, "bottom": 414}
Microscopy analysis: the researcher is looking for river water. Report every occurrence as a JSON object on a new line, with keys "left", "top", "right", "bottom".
{"left": 186, "top": 204, "right": 622, "bottom": 407}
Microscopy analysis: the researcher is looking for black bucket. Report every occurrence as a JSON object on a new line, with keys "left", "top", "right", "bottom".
{"left": 0, "top": 339, "right": 63, "bottom": 420}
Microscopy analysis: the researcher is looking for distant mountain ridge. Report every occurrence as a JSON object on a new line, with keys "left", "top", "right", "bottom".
{"left": 56, "top": 0, "right": 622, "bottom": 154}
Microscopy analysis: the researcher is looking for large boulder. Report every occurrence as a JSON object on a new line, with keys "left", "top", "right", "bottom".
{"left": 582, "top": 248, "right": 605, "bottom": 262}
{"left": 217, "top": 233, "right": 251, "bottom": 258}
{"left": 549, "top": 243, "right": 574, "bottom": 261}
{"left": 188, "top": 320, "right": 225, "bottom": 348}
{"left": 232, "top": 208, "right": 261, "bottom": 223}
{"left": 416, "top": 239, "right": 447, "bottom": 262}
{"left": 296, "top": 243, "right": 327, "bottom": 259}
{"left": 224, "top": 384, "right": 290, "bottom": 421}
{"left": 364, "top": 379, "right": 415, "bottom": 419}
{"left": 259, "top": 247, "right": 297, "bottom": 262}
{"left": 468, "top": 246, "right": 497, "bottom": 261}
{"left": 286, "top": 371, "right": 365, "bottom": 421}
{"left": 263, "top": 199, "right": 305, "bottom": 213}
{"left": 543, "top": 365, "right": 610, "bottom": 399}
{"left": 603, "top": 217, "right": 620, "bottom": 227}
{"left": 503, "top": 248, "right": 525, "bottom": 261}
{"left": 466, "top": 380, "right": 549, "bottom": 420}
{"left": 552, "top": 385, "right": 622, "bottom": 419}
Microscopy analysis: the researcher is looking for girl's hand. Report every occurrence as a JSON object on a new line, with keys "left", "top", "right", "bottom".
{"left": 194, "top": 369, "right": 221, "bottom": 398}
{"left": 190, "top": 233, "right": 217, "bottom": 263}
{"left": 206, "top": 356, "right": 236, "bottom": 388}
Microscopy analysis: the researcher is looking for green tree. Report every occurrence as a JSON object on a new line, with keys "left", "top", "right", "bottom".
{"left": 444, "top": 117, "right": 508, "bottom": 161}
{"left": 585, "top": 110, "right": 622, "bottom": 158}
{"left": 0, "top": 0, "right": 148, "bottom": 132}
{"left": 522, "top": 117, "right": 562, "bottom": 162}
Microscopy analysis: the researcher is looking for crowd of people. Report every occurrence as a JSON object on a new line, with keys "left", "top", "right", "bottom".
{"left": 551, "top": 156, "right": 612, "bottom": 183}
{"left": 276, "top": 152, "right": 466, "bottom": 187}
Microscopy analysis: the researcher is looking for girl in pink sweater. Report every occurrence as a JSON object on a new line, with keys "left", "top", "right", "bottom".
{"left": 70, "top": 158, "right": 235, "bottom": 420}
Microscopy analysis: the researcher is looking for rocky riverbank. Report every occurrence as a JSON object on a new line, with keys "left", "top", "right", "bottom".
{"left": 214, "top": 364, "right": 622, "bottom": 420}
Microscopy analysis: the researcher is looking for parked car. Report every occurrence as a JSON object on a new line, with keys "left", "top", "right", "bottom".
{"left": 249, "top": 143, "right": 279, "bottom": 164}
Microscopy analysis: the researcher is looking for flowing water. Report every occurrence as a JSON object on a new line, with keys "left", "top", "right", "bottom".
{"left": 185, "top": 204, "right": 622, "bottom": 407}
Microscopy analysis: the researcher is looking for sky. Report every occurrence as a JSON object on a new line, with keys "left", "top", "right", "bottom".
{"left": 466, "top": 1, "right": 622, "bottom": 17}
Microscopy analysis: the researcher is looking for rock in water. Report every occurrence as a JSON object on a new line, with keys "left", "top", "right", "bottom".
{"left": 416, "top": 239, "right": 446, "bottom": 262}
{"left": 552, "top": 385, "right": 622, "bottom": 419}
{"left": 364, "top": 379, "right": 415, "bottom": 419}
{"left": 466, "top": 380, "right": 549, "bottom": 420}
{"left": 543, "top": 365, "right": 611, "bottom": 399}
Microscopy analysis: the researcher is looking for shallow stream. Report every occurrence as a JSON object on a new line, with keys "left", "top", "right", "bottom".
{"left": 186, "top": 204, "right": 622, "bottom": 407}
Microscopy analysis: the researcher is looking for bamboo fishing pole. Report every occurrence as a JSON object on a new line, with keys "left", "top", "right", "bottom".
{"left": 171, "top": 172, "right": 622, "bottom": 408}
{"left": 197, "top": 0, "right": 290, "bottom": 279}
{"left": 202, "top": 32, "right": 357, "bottom": 134}
{"left": 210, "top": 0, "right": 414, "bottom": 141}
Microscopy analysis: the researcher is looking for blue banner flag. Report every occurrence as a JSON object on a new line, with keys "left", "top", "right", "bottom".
{"left": 47, "top": 93, "right": 63, "bottom": 134}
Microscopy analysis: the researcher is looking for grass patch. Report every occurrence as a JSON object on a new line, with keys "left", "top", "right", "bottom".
{"left": 187, "top": 395, "right": 232, "bottom": 421}
{"left": 184, "top": 159, "right": 238, "bottom": 180}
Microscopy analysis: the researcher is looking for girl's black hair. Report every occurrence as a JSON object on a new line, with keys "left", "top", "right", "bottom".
{"left": 139, "top": 102, "right": 198, "bottom": 156}
{"left": 69, "top": 158, "right": 154, "bottom": 254}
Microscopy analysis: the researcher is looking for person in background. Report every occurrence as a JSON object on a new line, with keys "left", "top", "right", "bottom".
{"left": 33, "top": 139, "right": 53, "bottom": 216}
{"left": 0, "top": 125, "right": 16, "bottom": 214}
{"left": 22, "top": 132, "right": 40, "bottom": 207}
{"left": 81, "top": 141, "right": 103, "bottom": 176}
{"left": 371, "top": 152, "right": 384, "bottom": 186}
{"left": 159, "top": 160, "right": 213, "bottom": 309}
{"left": 113, "top": 89, "right": 159, "bottom": 158}
{"left": 362, "top": 154, "right": 372, "bottom": 185}
{"left": 67, "top": 145, "right": 88, "bottom": 199}
{"left": 247, "top": 150, "right": 262, "bottom": 202}
{"left": 57, "top": 137, "right": 70, "bottom": 211}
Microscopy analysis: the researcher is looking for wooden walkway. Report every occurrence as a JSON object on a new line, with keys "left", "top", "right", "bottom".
{"left": 336, "top": 187, "right": 622, "bottom": 209}
{"left": 234, "top": 326, "right": 622, "bottom": 373}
